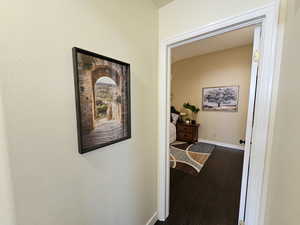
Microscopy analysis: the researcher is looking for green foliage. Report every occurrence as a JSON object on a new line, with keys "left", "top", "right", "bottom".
{"left": 183, "top": 102, "right": 200, "bottom": 113}
{"left": 96, "top": 104, "right": 108, "bottom": 118}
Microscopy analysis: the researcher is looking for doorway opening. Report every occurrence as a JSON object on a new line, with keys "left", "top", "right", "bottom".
{"left": 160, "top": 25, "right": 257, "bottom": 225}
{"left": 157, "top": 4, "right": 278, "bottom": 225}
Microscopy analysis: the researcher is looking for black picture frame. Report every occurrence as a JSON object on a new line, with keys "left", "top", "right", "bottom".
{"left": 72, "top": 47, "right": 131, "bottom": 154}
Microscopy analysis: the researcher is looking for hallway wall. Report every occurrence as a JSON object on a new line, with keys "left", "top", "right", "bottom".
{"left": 0, "top": 89, "right": 16, "bottom": 225}
{"left": 0, "top": 1, "right": 158, "bottom": 225}
{"left": 159, "top": 0, "right": 273, "bottom": 41}
{"left": 264, "top": 1, "right": 300, "bottom": 225}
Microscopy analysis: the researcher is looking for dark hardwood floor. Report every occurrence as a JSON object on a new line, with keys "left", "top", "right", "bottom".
{"left": 155, "top": 145, "right": 244, "bottom": 225}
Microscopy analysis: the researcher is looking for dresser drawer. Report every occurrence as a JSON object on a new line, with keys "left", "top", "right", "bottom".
{"left": 176, "top": 123, "right": 200, "bottom": 143}
{"left": 177, "top": 132, "right": 193, "bottom": 140}
{"left": 177, "top": 125, "right": 193, "bottom": 133}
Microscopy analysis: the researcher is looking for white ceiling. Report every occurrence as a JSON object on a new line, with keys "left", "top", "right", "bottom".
{"left": 152, "top": 0, "right": 174, "bottom": 8}
{"left": 171, "top": 26, "right": 255, "bottom": 63}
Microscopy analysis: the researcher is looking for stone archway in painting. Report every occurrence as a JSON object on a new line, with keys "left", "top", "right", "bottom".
{"left": 78, "top": 60, "right": 129, "bottom": 149}
{"left": 77, "top": 52, "right": 130, "bottom": 149}
{"left": 93, "top": 76, "right": 122, "bottom": 123}
{"left": 91, "top": 65, "right": 123, "bottom": 129}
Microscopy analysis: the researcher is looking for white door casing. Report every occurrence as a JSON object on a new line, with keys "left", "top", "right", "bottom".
{"left": 238, "top": 25, "right": 262, "bottom": 223}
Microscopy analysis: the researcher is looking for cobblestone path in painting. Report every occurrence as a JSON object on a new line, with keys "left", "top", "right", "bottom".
{"left": 83, "top": 119, "right": 123, "bottom": 148}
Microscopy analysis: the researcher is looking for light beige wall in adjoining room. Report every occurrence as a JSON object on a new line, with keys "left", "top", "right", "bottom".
{"left": 171, "top": 45, "right": 252, "bottom": 146}
{"left": 0, "top": 1, "right": 158, "bottom": 225}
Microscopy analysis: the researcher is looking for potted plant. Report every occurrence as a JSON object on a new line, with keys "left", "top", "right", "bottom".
{"left": 183, "top": 102, "right": 200, "bottom": 124}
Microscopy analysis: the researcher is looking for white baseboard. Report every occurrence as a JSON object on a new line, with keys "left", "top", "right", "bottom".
{"left": 146, "top": 212, "right": 157, "bottom": 225}
{"left": 198, "top": 139, "right": 244, "bottom": 150}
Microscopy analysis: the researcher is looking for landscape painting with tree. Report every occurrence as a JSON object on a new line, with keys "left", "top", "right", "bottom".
{"left": 202, "top": 86, "right": 239, "bottom": 112}
{"left": 73, "top": 47, "right": 131, "bottom": 154}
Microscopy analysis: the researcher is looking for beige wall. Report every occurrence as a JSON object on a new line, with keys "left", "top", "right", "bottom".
{"left": 264, "top": 1, "right": 300, "bottom": 225}
{"left": 172, "top": 46, "right": 252, "bottom": 146}
{"left": 159, "top": 0, "right": 273, "bottom": 41}
{"left": 0, "top": 88, "right": 16, "bottom": 225}
{"left": 0, "top": 1, "right": 157, "bottom": 225}
{"left": 153, "top": 0, "right": 174, "bottom": 8}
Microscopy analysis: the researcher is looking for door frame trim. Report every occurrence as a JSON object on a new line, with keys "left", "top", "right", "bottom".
{"left": 157, "top": 3, "right": 280, "bottom": 225}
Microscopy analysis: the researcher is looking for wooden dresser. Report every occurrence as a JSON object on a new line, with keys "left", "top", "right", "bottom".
{"left": 176, "top": 123, "right": 200, "bottom": 143}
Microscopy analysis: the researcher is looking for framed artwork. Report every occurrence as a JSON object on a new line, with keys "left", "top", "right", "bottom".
{"left": 72, "top": 47, "right": 131, "bottom": 154}
{"left": 202, "top": 86, "right": 239, "bottom": 112}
